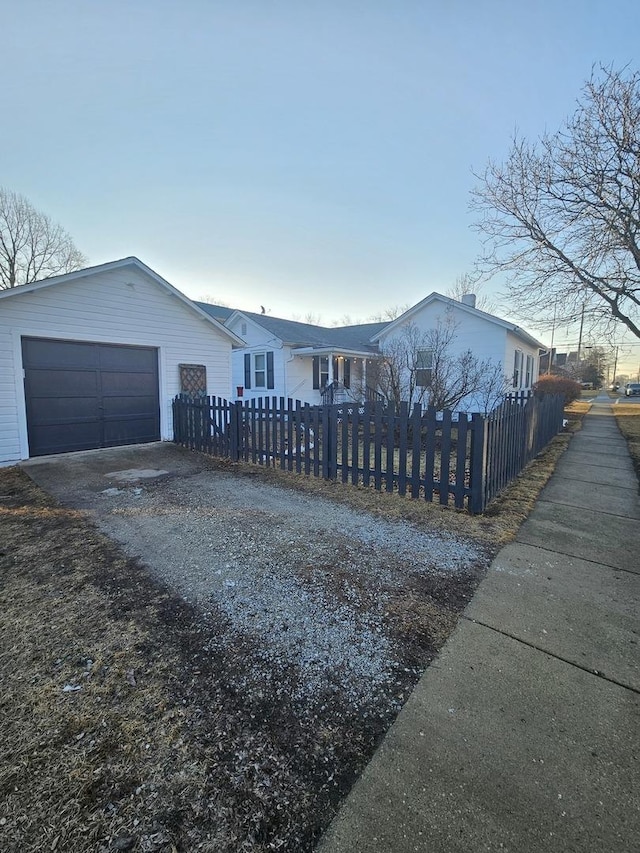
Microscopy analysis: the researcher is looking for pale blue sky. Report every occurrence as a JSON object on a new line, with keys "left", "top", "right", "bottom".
{"left": 3, "top": 0, "right": 639, "bottom": 369}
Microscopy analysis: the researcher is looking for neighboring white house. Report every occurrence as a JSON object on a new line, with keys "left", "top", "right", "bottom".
{"left": 372, "top": 293, "right": 543, "bottom": 412}
{"left": 0, "top": 257, "right": 243, "bottom": 465}
{"left": 196, "top": 292, "right": 544, "bottom": 410}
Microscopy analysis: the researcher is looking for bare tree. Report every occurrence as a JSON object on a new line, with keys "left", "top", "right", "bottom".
{"left": 367, "top": 304, "right": 411, "bottom": 323}
{"left": 471, "top": 66, "right": 640, "bottom": 341}
{"left": 290, "top": 310, "right": 324, "bottom": 325}
{"left": 199, "top": 295, "right": 230, "bottom": 306}
{"left": 446, "top": 273, "right": 498, "bottom": 314}
{"left": 0, "top": 188, "right": 86, "bottom": 289}
{"left": 373, "top": 317, "right": 509, "bottom": 412}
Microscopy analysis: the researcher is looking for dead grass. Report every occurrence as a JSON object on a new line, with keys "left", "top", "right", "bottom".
{"left": 612, "top": 402, "right": 640, "bottom": 486}
{"left": 0, "top": 470, "right": 342, "bottom": 852}
{"left": 0, "top": 464, "right": 482, "bottom": 853}
{"left": 0, "top": 402, "right": 589, "bottom": 851}
{"left": 204, "top": 402, "right": 590, "bottom": 547}
{"left": 0, "top": 471, "right": 192, "bottom": 851}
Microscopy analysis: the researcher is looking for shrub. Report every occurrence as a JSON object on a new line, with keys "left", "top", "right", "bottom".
{"left": 533, "top": 374, "right": 582, "bottom": 404}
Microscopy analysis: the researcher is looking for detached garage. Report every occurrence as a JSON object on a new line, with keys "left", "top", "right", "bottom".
{"left": 0, "top": 257, "right": 243, "bottom": 465}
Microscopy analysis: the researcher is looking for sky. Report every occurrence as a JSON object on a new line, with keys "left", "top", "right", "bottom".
{"left": 2, "top": 0, "right": 640, "bottom": 375}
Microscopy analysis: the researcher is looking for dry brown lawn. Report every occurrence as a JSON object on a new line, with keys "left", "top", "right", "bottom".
{"left": 0, "top": 401, "right": 589, "bottom": 852}
{"left": 612, "top": 402, "right": 640, "bottom": 485}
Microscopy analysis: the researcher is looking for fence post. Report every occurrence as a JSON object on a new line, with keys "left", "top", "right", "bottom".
{"left": 469, "top": 413, "right": 487, "bottom": 514}
{"left": 230, "top": 401, "right": 241, "bottom": 462}
{"left": 322, "top": 403, "right": 336, "bottom": 480}
{"left": 172, "top": 397, "right": 179, "bottom": 444}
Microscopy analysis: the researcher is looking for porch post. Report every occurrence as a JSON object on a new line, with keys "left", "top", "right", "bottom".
{"left": 363, "top": 358, "right": 368, "bottom": 394}
{"left": 328, "top": 354, "right": 335, "bottom": 384}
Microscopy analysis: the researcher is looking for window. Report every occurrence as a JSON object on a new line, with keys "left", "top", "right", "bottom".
{"left": 241, "top": 322, "right": 247, "bottom": 336}
{"left": 320, "top": 356, "right": 329, "bottom": 387}
{"left": 179, "top": 363, "right": 207, "bottom": 396}
{"left": 416, "top": 349, "right": 433, "bottom": 387}
{"left": 343, "top": 358, "right": 351, "bottom": 389}
{"left": 513, "top": 350, "right": 523, "bottom": 388}
{"left": 525, "top": 354, "right": 533, "bottom": 387}
{"left": 243, "top": 352, "right": 274, "bottom": 390}
{"left": 254, "top": 353, "right": 266, "bottom": 387}
{"left": 312, "top": 355, "right": 330, "bottom": 389}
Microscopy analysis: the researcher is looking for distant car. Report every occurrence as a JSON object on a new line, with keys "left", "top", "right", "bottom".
{"left": 625, "top": 383, "right": 640, "bottom": 396}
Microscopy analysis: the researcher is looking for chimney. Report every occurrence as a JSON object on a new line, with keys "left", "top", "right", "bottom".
{"left": 461, "top": 293, "right": 476, "bottom": 308}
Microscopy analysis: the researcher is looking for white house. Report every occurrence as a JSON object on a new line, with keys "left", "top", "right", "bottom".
{"left": 0, "top": 257, "right": 243, "bottom": 465}
{"left": 197, "top": 293, "right": 543, "bottom": 411}
{"left": 372, "top": 293, "right": 543, "bottom": 412}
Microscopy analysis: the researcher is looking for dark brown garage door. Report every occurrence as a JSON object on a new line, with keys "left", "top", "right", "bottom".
{"left": 22, "top": 337, "right": 160, "bottom": 457}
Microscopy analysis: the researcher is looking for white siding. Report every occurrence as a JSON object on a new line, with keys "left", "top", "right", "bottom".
{"left": 285, "top": 352, "right": 319, "bottom": 403}
{"left": 226, "top": 315, "right": 287, "bottom": 401}
{"left": 377, "top": 301, "right": 509, "bottom": 412}
{"left": 504, "top": 330, "right": 541, "bottom": 391}
{"left": 0, "top": 267, "right": 233, "bottom": 463}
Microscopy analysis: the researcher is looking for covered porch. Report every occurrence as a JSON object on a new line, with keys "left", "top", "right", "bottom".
{"left": 291, "top": 347, "right": 383, "bottom": 404}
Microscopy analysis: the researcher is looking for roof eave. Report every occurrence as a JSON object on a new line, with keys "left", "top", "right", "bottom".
{"left": 0, "top": 256, "right": 245, "bottom": 347}
{"left": 291, "top": 346, "right": 379, "bottom": 358}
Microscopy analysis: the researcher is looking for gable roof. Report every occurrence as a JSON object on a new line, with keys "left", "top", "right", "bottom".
{"left": 194, "top": 301, "right": 235, "bottom": 322}
{"left": 224, "top": 309, "right": 388, "bottom": 354}
{"left": 0, "top": 257, "right": 245, "bottom": 346}
{"left": 371, "top": 292, "right": 545, "bottom": 350}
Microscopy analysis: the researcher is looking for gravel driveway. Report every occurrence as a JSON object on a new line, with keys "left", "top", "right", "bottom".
{"left": 24, "top": 442, "right": 487, "bottom": 715}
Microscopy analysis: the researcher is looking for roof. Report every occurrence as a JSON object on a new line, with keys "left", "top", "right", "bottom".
{"left": 194, "top": 301, "right": 235, "bottom": 322}
{"left": 0, "top": 257, "right": 245, "bottom": 347}
{"left": 370, "top": 292, "right": 545, "bottom": 350}
{"left": 225, "top": 309, "right": 388, "bottom": 353}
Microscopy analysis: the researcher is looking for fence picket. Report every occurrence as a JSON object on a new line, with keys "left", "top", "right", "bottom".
{"left": 423, "top": 407, "right": 437, "bottom": 502}
{"left": 374, "top": 402, "right": 383, "bottom": 491}
{"left": 397, "top": 401, "right": 408, "bottom": 496}
{"left": 439, "top": 409, "right": 452, "bottom": 505}
{"left": 362, "top": 402, "right": 371, "bottom": 487}
{"left": 410, "top": 403, "right": 422, "bottom": 499}
{"left": 172, "top": 389, "right": 564, "bottom": 514}
{"left": 341, "top": 405, "right": 349, "bottom": 483}
{"left": 351, "top": 404, "right": 360, "bottom": 486}
{"left": 385, "top": 402, "right": 395, "bottom": 493}
{"left": 454, "top": 413, "right": 468, "bottom": 509}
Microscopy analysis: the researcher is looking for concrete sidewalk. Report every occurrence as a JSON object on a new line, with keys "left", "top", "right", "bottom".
{"left": 318, "top": 395, "right": 640, "bottom": 853}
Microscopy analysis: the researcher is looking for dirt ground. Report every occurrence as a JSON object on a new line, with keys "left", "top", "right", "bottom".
{"left": 2, "top": 443, "right": 490, "bottom": 853}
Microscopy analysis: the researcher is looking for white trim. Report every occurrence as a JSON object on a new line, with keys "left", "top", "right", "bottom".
{"left": 10, "top": 327, "right": 172, "bottom": 460}
{"left": 369, "top": 292, "right": 544, "bottom": 350}
{"left": 252, "top": 351, "right": 268, "bottom": 389}
{"left": 291, "top": 346, "right": 377, "bottom": 359}
{"left": 0, "top": 256, "right": 245, "bottom": 347}
{"left": 11, "top": 330, "right": 29, "bottom": 460}
{"left": 225, "top": 309, "right": 284, "bottom": 346}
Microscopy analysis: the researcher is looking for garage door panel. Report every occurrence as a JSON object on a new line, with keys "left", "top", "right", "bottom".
{"left": 27, "top": 396, "right": 100, "bottom": 423}
{"left": 22, "top": 337, "right": 160, "bottom": 457}
{"left": 27, "top": 369, "right": 99, "bottom": 398}
{"left": 23, "top": 339, "right": 99, "bottom": 369}
{"left": 99, "top": 345, "right": 157, "bottom": 371}
{"left": 104, "top": 417, "right": 160, "bottom": 446}
{"left": 28, "top": 422, "right": 103, "bottom": 456}
{"left": 102, "top": 394, "right": 159, "bottom": 417}
{"left": 101, "top": 371, "right": 157, "bottom": 396}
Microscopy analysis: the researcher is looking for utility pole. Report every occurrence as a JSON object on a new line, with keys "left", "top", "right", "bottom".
{"left": 547, "top": 300, "right": 558, "bottom": 375}
{"left": 612, "top": 346, "right": 619, "bottom": 386}
{"left": 577, "top": 303, "right": 585, "bottom": 363}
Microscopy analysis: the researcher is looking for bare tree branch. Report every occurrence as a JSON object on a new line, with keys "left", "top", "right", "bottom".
{"left": 445, "top": 273, "right": 498, "bottom": 314}
{"left": 373, "top": 317, "right": 510, "bottom": 412}
{"left": 472, "top": 66, "right": 640, "bottom": 340}
{"left": 0, "top": 188, "right": 86, "bottom": 289}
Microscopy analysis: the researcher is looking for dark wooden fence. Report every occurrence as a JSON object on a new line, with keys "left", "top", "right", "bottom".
{"left": 172, "top": 391, "right": 565, "bottom": 513}
{"left": 481, "top": 391, "right": 566, "bottom": 508}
